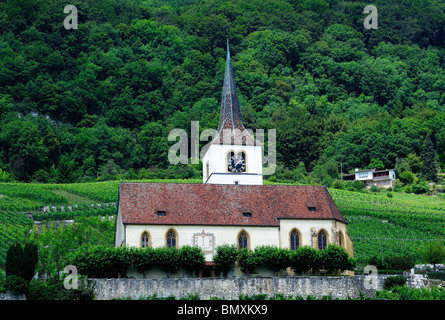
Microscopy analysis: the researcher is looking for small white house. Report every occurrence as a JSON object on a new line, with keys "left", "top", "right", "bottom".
{"left": 343, "top": 168, "right": 396, "bottom": 188}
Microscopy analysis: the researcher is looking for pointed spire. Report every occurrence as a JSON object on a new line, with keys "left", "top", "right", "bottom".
{"left": 226, "top": 36, "right": 230, "bottom": 60}
{"left": 213, "top": 40, "right": 259, "bottom": 146}
{"left": 217, "top": 38, "right": 241, "bottom": 132}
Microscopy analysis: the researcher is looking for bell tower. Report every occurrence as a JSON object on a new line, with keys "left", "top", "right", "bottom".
{"left": 202, "top": 40, "right": 263, "bottom": 185}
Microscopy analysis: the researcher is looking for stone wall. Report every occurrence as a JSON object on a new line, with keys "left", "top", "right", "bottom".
{"left": 91, "top": 276, "right": 388, "bottom": 300}
{"left": 0, "top": 292, "right": 26, "bottom": 300}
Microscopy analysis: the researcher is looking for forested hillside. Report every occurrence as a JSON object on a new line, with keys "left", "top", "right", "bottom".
{"left": 0, "top": 0, "right": 444, "bottom": 184}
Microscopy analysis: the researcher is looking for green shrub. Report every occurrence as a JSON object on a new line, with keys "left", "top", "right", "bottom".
{"left": 179, "top": 245, "right": 205, "bottom": 277}
{"left": 213, "top": 244, "right": 238, "bottom": 277}
{"left": 383, "top": 275, "right": 406, "bottom": 290}
{"left": 131, "top": 246, "right": 156, "bottom": 273}
{"left": 368, "top": 254, "right": 415, "bottom": 271}
{"left": 5, "top": 275, "right": 28, "bottom": 295}
{"left": 247, "top": 246, "right": 293, "bottom": 275}
{"left": 155, "top": 246, "right": 180, "bottom": 277}
{"left": 399, "top": 171, "right": 417, "bottom": 185}
{"left": 412, "top": 179, "right": 430, "bottom": 194}
{"left": 290, "top": 246, "right": 319, "bottom": 274}
{"left": 269, "top": 247, "right": 294, "bottom": 274}
{"left": 0, "top": 270, "right": 6, "bottom": 293}
{"left": 351, "top": 180, "right": 365, "bottom": 191}
{"left": 237, "top": 248, "right": 257, "bottom": 275}
{"left": 332, "top": 180, "right": 344, "bottom": 190}
{"left": 5, "top": 242, "right": 38, "bottom": 284}
{"left": 318, "top": 244, "right": 357, "bottom": 273}
{"left": 27, "top": 278, "right": 95, "bottom": 300}
{"left": 68, "top": 245, "right": 132, "bottom": 278}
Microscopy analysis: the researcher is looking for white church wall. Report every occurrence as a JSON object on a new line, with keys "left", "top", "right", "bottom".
{"left": 115, "top": 206, "right": 125, "bottom": 247}
{"left": 278, "top": 219, "right": 349, "bottom": 249}
{"left": 125, "top": 219, "right": 349, "bottom": 258}
{"left": 125, "top": 224, "right": 279, "bottom": 261}
{"left": 203, "top": 144, "right": 263, "bottom": 184}
{"left": 205, "top": 173, "right": 263, "bottom": 185}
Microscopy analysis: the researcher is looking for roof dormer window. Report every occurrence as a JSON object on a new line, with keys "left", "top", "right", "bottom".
{"left": 157, "top": 211, "right": 166, "bottom": 216}
{"left": 308, "top": 207, "right": 316, "bottom": 212}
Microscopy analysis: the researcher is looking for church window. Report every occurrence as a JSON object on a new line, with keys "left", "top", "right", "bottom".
{"left": 206, "top": 162, "right": 210, "bottom": 181}
{"left": 318, "top": 230, "right": 327, "bottom": 250}
{"left": 141, "top": 231, "right": 150, "bottom": 248}
{"left": 238, "top": 230, "right": 249, "bottom": 250}
{"left": 290, "top": 229, "right": 300, "bottom": 251}
{"left": 339, "top": 231, "right": 345, "bottom": 248}
{"left": 166, "top": 229, "right": 177, "bottom": 248}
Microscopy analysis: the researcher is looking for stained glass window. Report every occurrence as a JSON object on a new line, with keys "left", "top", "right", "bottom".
{"left": 141, "top": 232, "right": 150, "bottom": 248}
{"left": 290, "top": 229, "right": 300, "bottom": 251}
{"left": 167, "top": 229, "right": 177, "bottom": 248}
{"left": 238, "top": 231, "right": 248, "bottom": 249}
{"left": 318, "top": 231, "right": 327, "bottom": 250}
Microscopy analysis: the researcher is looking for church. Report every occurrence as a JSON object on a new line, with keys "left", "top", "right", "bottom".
{"left": 115, "top": 42, "right": 353, "bottom": 277}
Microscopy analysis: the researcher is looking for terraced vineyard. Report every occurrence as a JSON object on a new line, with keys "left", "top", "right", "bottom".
{"left": 329, "top": 188, "right": 445, "bottom": 264}
{"left": 0, "top": 179, "right": 200, "bottom": 212}
{"left": 0, "top": 180, "right": 444, "bottom": 268}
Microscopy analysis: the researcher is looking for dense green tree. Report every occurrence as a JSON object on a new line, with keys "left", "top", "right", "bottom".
{"left": 0, "top": 0, "right": 444, "bottom": 182}
{"left": 368, "top": 158, "right": 384, "bottom": 170}
{"left": 421, "top": 136, "right": 438, "bottom": 182}
{"left": 5, "top": 242, "right": 38, "bottom": 284}
{"left": 420, "top": 242, "right": 445, "bottom": 270}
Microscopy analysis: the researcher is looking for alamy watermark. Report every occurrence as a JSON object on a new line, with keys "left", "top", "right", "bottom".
{"left": 363, "top": 265, "right": 379, "bottom": 290}
{"left": 363, "top": 5, "right": 378, "bottom": 30}
{"left": 63, "top": 5, "right": 78, "bottom": 30}
{"left": 63, "top": 265, "right": 79, "bottom": 289}
{"left": 167, "top": 121, "right": 277, "bottom": 175}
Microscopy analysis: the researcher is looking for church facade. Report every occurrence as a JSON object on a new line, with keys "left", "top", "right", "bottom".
{"left": 115, "top": 42, "right": 352, "bottom": 277}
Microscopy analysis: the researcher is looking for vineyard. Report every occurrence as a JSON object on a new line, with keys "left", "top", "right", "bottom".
{"left": 0, "top": 180, "right": 444, "bottom": 269}
{"left": 0, "top": 211, "right": 34, "bottom": 268}
{"left": 329, "top": 188, "right": 445, "bottom": 264}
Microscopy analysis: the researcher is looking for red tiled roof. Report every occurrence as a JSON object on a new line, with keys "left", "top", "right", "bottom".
{"left": 118, "top": 183, "right": 346, "bottom": 226}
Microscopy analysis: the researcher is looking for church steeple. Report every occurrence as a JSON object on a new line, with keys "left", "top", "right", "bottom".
{"left": 202, "top": 40, "right": 263, "bottom": 185}
{"left": 213, "top": 39, "right": 258, "bottom": 146}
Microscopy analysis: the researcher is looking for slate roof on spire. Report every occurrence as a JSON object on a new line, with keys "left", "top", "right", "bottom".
{"left": 212, "top": 40, "right": 259, "bottom": 146}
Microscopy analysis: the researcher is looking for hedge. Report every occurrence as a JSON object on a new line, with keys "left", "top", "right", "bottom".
{"left": 68, "top": 244, "right": 356, "bottom": 278}
{"left": 383, "top": 275, "right": 407, "bottom": 290}
{"left": 235, "top": 245, "right": 356, "bottom": 276}
{"left": 68, "top": 245, "right": 205, "bottom": 278}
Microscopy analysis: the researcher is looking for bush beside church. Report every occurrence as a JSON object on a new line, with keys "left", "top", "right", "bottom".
{"left": 67, "top": 244, "right": 356, "bottom": 279}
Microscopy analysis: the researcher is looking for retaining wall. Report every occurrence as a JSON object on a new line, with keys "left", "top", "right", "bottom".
{"left": 91, "top": 276, "right": 388, "bottom": 300}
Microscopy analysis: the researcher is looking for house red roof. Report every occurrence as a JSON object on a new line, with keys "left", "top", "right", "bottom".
{"left": 118, "top": 183, "right": 346, "bottom": 226}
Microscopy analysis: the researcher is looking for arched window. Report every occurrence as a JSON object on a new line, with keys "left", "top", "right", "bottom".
{"left": 238, "top": 230, "right": 249, "bottom": 250}
{"left": 290, "top": 229, "right": 300, "bottom": 251}
{"left": 339, "top": 231, "right": 345, "bottom": 248}
{"left": 206, "top": 161, "right": 210, "bottom": 181}
{"left": 166, "top": 229, "right": 177, "bottom": 248}
{"left": 318, "top": 230, "right": 327, "bottom": 250}
{"left": 141, "top": 231, "right": 150, "bottom": 248}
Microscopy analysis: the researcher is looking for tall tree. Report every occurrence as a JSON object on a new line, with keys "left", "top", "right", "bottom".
{"left": 421, "top": 135, "right": 438, "bottom": 182}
